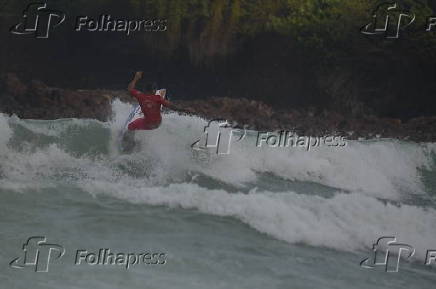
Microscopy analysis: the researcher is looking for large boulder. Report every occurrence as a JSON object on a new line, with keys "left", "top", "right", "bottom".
{"left": 3, "top": 73, "right": 27, "bottom": 97}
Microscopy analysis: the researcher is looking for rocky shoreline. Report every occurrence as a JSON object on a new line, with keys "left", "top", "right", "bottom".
{"left": 1, "top": 73, "right": 435, "bottom": 142}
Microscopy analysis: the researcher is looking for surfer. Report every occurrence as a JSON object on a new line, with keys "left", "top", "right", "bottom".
{"left": 127, "top": 71, "right": 189, "bottom": 130}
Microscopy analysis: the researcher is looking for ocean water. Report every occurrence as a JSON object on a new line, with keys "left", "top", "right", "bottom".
{"left": 1, "top": 99, "right": 436, "bottom": 289}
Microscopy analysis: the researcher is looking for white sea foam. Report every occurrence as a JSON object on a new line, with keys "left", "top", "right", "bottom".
{"left": 0, "top": 113, "right": 12, "bottom": 151}
{"left": 0, "top": 100, "right": 435, "bottom": 257}
{"left": 109, "top": 100, "right": 434, "bottom": 199}
{"left": 80, "top": 180, "right": 436, "bottom": 260}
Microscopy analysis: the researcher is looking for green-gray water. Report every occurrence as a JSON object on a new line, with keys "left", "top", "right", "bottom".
{"left": 1, "top": 100, "right": 436, "bottom": 289}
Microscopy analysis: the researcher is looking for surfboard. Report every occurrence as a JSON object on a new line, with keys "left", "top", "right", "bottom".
{"left": 118, "top": 89, "right": 167, "bottom": 151}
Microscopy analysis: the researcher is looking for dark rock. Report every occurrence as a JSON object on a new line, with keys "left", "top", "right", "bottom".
{"left": 0, "top": 73, "right": 435, "bottom": 142}
{"left": 3, "top": 73, "right": 27, "bottom": 97}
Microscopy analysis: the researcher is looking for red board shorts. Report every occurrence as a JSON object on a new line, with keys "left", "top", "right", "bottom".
{"left": 127, "top": 118, "right": 161, "bottom": 130}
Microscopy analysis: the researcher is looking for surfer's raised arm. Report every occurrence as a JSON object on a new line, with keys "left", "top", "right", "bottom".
{"left": 128, "top": 71, "right": 143, "bottom": 92}
{"left": 161, "top": 99, "right": 194, "bottom": 115}
{"left": 155, "top": 88, "right": 194, "bottom": 114}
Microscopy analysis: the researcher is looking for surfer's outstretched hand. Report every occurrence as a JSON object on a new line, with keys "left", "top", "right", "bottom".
{"left": 128, "top": 71, "right": 143, "bottom": 92}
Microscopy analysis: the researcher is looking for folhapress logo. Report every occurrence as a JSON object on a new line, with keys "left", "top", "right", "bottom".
{"left": 10, "top": 2, "right": 66, "bottom": 39}
{"left": 360, "top": 236, "right": 436, "bottom": 272}
{"left": 9, "top": 236, "right": 65, "bottom": 272}
{"left": 360, "top": 236, "right": 415, "bottom": 272}
{"left": 192, "top": 120, "right": 246, "bottom": 155}
{"left": 361, "top": 2, "right": 415, "bottom": 39}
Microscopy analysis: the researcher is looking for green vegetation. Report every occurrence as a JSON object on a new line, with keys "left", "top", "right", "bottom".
{"left": 2, "top": 0, "right": 436, "bottom": 118}
{"left": 114, "top": 0, "right": 436, "bottom": 62}
{"left": 3, "top": 0, "right": 435, "bottom": 62}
